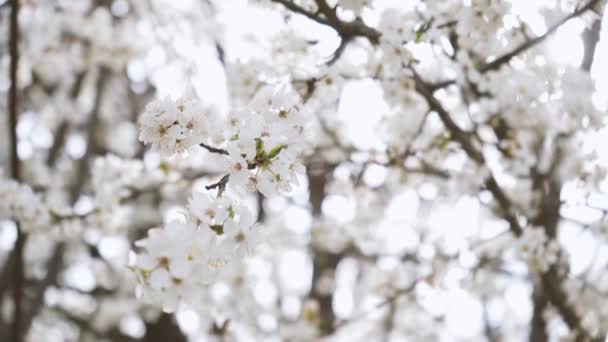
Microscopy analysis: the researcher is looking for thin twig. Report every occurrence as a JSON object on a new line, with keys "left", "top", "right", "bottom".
{"left": 205, "top": 174, "right": 230, "bottom": 197}
{"left": 480, "top": 0, "right": 602, "bottom": 73}
{"left": 200, "top": 142, "right": 229, "bottom": 155}
{"left": 271, "top": 0, "right": 380, "bottom": 62}
{"left": 429, "top": 0, "right": 603, "bottom": 91}
{"left": 334, "top": 278, "right": 422, "bottom": 331}
{"left": 270, "top": 0, "right": 331, "bottom": 27}
{"left": 69, "top": 68, "right": 109, "bottom": 203}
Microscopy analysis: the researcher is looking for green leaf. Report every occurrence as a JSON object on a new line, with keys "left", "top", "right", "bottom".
{"left": 139, "top": 268, "right": 151, "bottom": 280}
{"left": 255, "top": 139, "right": 266, "bottom": 159}
{"left": 434, "top": 133, "right": 450, "bottom": 150}
{"left": 267, "top": 145, "right": 285, "bottom": 159}
{"left": 415, "top": 28, "right": 424, "bottom": 42}
{"left": 210, "top": 224, "right": 224, "bottom": 235}
{"left": 159, "top": 161, "right": 170, "bottom": 175}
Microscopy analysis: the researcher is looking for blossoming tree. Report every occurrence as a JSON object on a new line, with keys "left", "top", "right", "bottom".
{"left": 1, "top": 0, "right": 608, "bottom": 341}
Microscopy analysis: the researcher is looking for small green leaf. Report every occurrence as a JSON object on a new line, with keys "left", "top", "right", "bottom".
{"left": 415, "top": 29, "right": 424, "bottom": 42}
{"left": 267, "top": 145, "right": 285, "bottom": 159}
{"left": 159, "top": 161, "right": 170, "bottom": 175}
{"left": 140, "top": 268, "right": 151, "bottom": 280}
{"left": 434, "top": 133, "right": 450, "bottom": 150}
{"left": 210, "top": 224, "right": 224, "bottom": 235}
{"left": 302, "top": 307, "right": 318, "bottom": 322}
{"left": 255, "top": 139, "right": 266, "bottom": 159}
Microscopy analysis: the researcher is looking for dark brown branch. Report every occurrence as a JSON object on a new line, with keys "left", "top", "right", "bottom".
{"left": 412, "top": 71, "right": 483, "bottom": 163}
{"left": 69, "top": 68, "right": 109, "bottom": 203}
{"left": 529, "top": 286, "right": 548, "bottom": 342}
{"left": 8, "top": 0, "right": 24, "bottom": 340}
{"left": 199, "top": 142, "right": 229, "bottom": 155}
{"left": 46, "top": 71, "right": 87, "bottom": 167}
{"left": 46, "top": 121, "right": 69, "bottom": 166}
{"left": 271, "top": 0, "right": 380, "bottom": 62}
{"left": 257, "top": 192, "right": 266, "bottom": 222}
{"left": 541, "top": 269, "right": 592, "bottom": 341}
{"left": 205, "top": 174, "right": 230, "bottom": 197}
{"left": 271, "top": 0, "right": 331, "bottom": 27}
{"left": 305, "top": 161, "right": 337, "bottom": 336}
{"left": 8, "top": 0, "right": 20, "bottom": 182}
{"left": 58, "top": 308, "right": 137, "bottom": 342}
{"left": 143, "top": 313, "right": 187, "bottom": 342}
{"left": 0, "top": 249, "right": 16, "bottom": 309}
{"left": 581, "top": 15, "right": 603, "bottom": 72}
{"left": 21, "top": 244, "right": 65, "bottom": 333}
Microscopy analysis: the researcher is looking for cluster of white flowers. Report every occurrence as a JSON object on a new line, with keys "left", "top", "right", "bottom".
{"left": 0, "top": 176, "right": 50, "bottom": 233}
{"left": 379, "top": 77, "right": 429, "bottom": 155}
{"left": 134, "top": 83, "right": 307, "bottom": 312}
{"left": 138, "top": 96, "right": 218, "bottom": 156}
{"left": 132, "top": 192, "right": 259, "bottom": 312}
{"left": 515, "top": 228, "right": 561, "bottom": 272}
{"left": 220, "top": 84, "right": 308, "bottom": 197}
{"left": 226, "top": 60, "right": 267, "bottom": 106}
{"left": 454, "top": 0, "right": 513, "bottom": 55}
{"left": 138, "top": 85, "right": 308, "bottom": 197}
{"left": 377, "top": 10, "right": 417, "bottom": 71}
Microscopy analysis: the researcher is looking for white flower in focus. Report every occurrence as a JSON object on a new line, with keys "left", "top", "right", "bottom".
{"left": 132, "top": 191, "right": 259, "bottom": 311}
{"left": 138, "top": 96, "right": 212, "bottom": 156}
{"left": 220, "top": 84, "right": 308, "bottom": 197}
{"left": 222, "top": 205, "right": 259, "bottom": 257}
{"left": 188, "top": 192, "right": 229, "bottom": 229}
{"left": 133, "top": 220, "right": 219, "bottom": 311}
{"left": 221, "top": 148, "right": 252, "bottom": 188}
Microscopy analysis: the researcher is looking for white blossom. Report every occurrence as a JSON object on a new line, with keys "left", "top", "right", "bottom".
{"left": 0, "top": 176, "right": 50, "bottom": 233}
{"left": 138, "top": 96, "right": 212, "bottom": 156}
{"left": 132, "top": 192, "right": 258, "bottom": 311}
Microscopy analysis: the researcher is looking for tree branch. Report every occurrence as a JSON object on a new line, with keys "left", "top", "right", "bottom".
{"left": 46, "top": 71, "right": 87, "bottom": 167}
{"left": 21, "top": 244, "right": 65, "bottom": 333}
{"left": 205, "top": 174, "right": 230, "bottom": 197}
{"left": 271, "top": 0, "right": 380, "bottom": 62}
{"left": 69, "top": 67, "right": 109, "bottom": 203}
{"left": 581, "top": 13, "right": 603, "bottom": 72}
{"left": 430, "top": 0, "right": 604, "bottom": 91}
{"left": 412, "top": 68, "right": 596, "bottom": 341}
{"left": 199, "top": 142, "right": 229, "bottom": 155}
{"left": 270, "top": 0, "right": 331, "bottom": 27}
{"left": 529, "top": 286, "right": 548, "bottom": 342}
{"left": 480, "top": 0, "right": 603, "bottom": 73}
{"left": 7, "top": 0, "right": 24, "bottom": 340}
